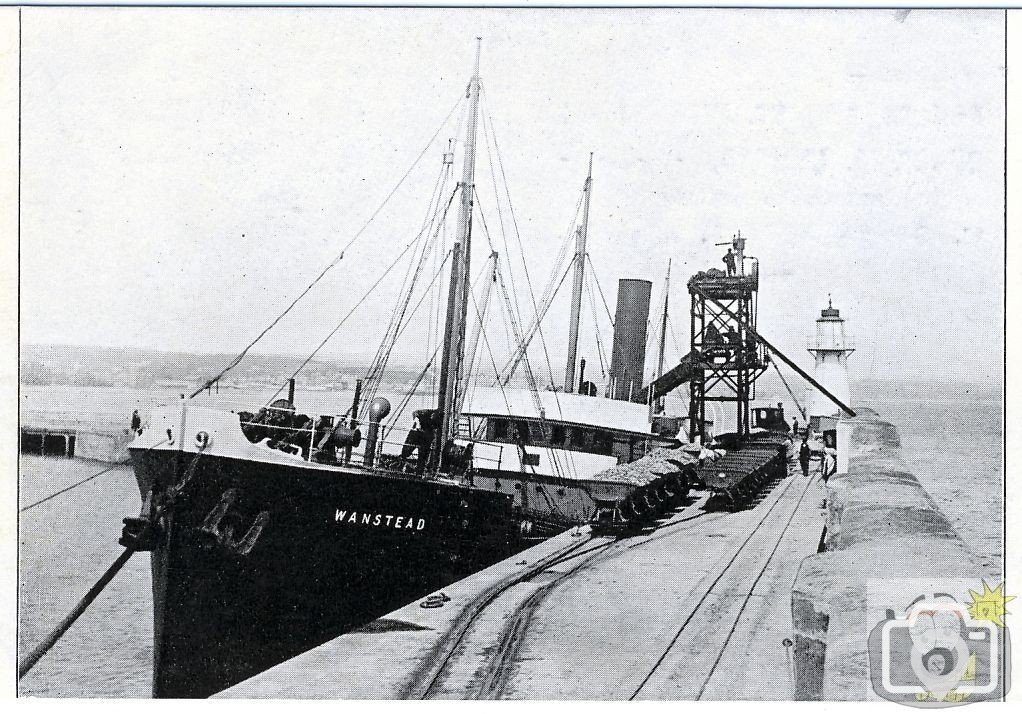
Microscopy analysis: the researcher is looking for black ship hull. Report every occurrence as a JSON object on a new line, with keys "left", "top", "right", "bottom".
{"left": 130, "top": 447, "right": 518, "bottom": 698}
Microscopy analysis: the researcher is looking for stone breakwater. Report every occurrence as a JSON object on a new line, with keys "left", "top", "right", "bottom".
{"left": 790, "top": 408, "right": 992, "bottom": 700}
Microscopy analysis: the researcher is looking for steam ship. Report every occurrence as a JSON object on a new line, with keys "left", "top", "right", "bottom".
{"left": 125, "top": 41, "right": 693, "bottom": 698}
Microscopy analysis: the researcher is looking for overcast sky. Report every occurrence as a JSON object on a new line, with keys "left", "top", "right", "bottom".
{"left": 19, "top": 8, "right": 1004, "bottom": 387}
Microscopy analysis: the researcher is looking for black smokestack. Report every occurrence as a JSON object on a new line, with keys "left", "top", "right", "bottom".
{"left": 609, "top": 278, "right": 652, "bottom": 402}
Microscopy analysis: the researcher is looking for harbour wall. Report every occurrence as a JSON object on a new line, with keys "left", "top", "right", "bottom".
{"left": 790, "top": 408, "right": 990, "bottom": 700}
{"left": 72, "top": 429, "right": 133, "bottom": 462}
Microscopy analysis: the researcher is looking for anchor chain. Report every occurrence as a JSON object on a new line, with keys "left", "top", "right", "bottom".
{"left": 119, "top": 447, "right": 205, "bottom": 552}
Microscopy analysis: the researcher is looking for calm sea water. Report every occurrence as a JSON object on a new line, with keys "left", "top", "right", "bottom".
{"left": 853, "top": 378, "right": 1004, "bottom": 577}
{"left": 17, "top": 379, "right": 1003, "bottom": 697}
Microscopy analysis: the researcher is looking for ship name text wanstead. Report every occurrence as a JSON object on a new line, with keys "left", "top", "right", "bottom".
{"left": 334, "top": 510, "right": 427, "bottom": 530}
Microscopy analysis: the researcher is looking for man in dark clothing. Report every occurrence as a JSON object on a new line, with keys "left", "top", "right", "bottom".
{"left": 404, "top": 409, "right": 440, "bottom": 474}
{"left": 799, "top": 437, "right": 811, "bottom": 478}
{"left": 402, "top": 416, "right": 431, "bottom": 474}
{"left": 130, "top": 409, "right": 141, "bottom": 434}
{"left": 722, "top": 248, "right": 737, "bottom": 276}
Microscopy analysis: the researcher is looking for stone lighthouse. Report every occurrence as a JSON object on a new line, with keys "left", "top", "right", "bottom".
{"left": 806, "top": 297, "right": 854, "bottom": 421}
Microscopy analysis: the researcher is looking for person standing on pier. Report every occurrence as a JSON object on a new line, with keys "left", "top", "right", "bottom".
{"left": 799, "top": 436, "right": 811, "bottom": 478}
{"left": 822, "top": 443, "right": 837, "bottom": 480}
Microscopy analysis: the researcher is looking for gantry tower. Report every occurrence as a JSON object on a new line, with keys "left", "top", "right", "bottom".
{"left": 687, "top": 235, "right": 768, "bottom": 442}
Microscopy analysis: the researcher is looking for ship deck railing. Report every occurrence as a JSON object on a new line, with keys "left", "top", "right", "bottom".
{"left": 238, "top": 416, "right": 509, "bottom": 472}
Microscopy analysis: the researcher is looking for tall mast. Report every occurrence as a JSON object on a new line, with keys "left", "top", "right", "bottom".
{"left": 654, "top": 258, "right": 671, "bottom": 414}
{"left": 563, "top": 153, "right": 593, "bottom": 393}
{"left": 434, "top": 38, "right": 483, "bottom": 464}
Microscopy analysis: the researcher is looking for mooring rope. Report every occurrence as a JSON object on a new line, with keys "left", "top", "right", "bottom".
{"left": 20, "top": 437, "right": 172, "bottom": 513}
{"left": 20, "top": 462, "right": 127, "bottom": 513}
{"left": 18, "top": 445, "right": 200, "bottom": 680}
{"left": 18, "top": 546, "right": 138, "bottom": 679}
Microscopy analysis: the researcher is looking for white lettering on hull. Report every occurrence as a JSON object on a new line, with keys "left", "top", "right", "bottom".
{"left": 334, "top": 508, "right": 426, "bottom": 530}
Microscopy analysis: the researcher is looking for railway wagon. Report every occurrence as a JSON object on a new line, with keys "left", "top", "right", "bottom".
{"left": 589, "top": 447, "right": 696, "bottom": 535}
{"left": 698, "top": 433, "right": 789, "bottom": 506}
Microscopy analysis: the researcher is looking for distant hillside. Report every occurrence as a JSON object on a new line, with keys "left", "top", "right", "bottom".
{"left": 19, "top": 344, "right": 425, "bottom": 391}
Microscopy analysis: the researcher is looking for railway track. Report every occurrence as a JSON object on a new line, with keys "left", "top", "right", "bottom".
{"left": 405, "top": 458, "right": 813, "bottom": 701}
{"left": 629, "top": 465, "right": 819, "bottom": 699}
{"left": 413, "top": 492, "right": 749, "bottom": 699}
{"left": 410, "top": 532, "right": 614, "bottom": 699}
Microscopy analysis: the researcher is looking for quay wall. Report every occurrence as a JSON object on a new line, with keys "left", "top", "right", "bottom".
{"left": 73, "top": 429, "right": 133, "bottom": 463}
{"left": 21, "top": 415, "right": 134, "bottom": 463}
{"left": 790, "top": 409, "right": 988, "bottom": 700}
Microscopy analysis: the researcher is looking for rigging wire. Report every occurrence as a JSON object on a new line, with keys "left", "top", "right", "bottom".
{"left": 771, "top": 358, "right": 807, "bottom": 421}
{"left": 363, "top": 157, "right": 451, "bottom": 379}
{"left": 473, "top": 194, "right": 576, "bottom": 483}
{"left": 389, "top": 250, "right": 455, "bottom": 352}
{"left": 385, "top": 250, "right": 487, "bottom": 433}
{"left": 469, "top": 284, "right": 573, "bottom": 513}
{"left": 479, "top": 87, "right": 526, "bottom": 332}
{"left": 360, "top": 182, "right": 460, "bottom": 408}
{"left": 586, "top": 253, "right": 616, "bottom": 328}
{"left": 483, "top": 90, "right": 584, "bottom": 328}
{"left": 458, "top": 253, "right": 503, "bottom": 413}
{"left": 365, "top": 245, "right": 456, "bottom": 431}
{"left": 643, "top": 277, "right": 670, "bottom": 378}
{"left": 480, "top": 92, "right": 586, "bottom": 385}
{"left": 382, "top": 341, "right": 444, "bottom": 444}
{"left": 584, "top": 262, "right": 609, "bottom": 380}
{"left": 479, "top": 93, "right": 571, "bottom": 393}
{"left": 666, "top": 312, "right": 685, "bottom": 359}
{"left": 190, "top": 95, "right": 465, "bottom": 397}
{"left": 262, "top": 236, "right": 424, "bottom": 406}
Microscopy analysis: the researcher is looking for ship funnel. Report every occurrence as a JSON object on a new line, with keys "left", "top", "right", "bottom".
{"left": 363, "top": 397, "right": 391, "bottom": 468}
{"left": 608, "top": 279, "right": 652, "bottom": 402}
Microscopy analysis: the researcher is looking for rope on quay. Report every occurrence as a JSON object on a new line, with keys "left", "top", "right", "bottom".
{"left": 19, "top": 461, "right": 127, "bottom": 513}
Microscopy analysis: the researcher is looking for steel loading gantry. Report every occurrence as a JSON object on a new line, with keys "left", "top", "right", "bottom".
{"left": 686, "top": 234, "right": 767, "bottom": 442}
{"left": 644, "top": 234, "right": 854, "bottom": 444}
